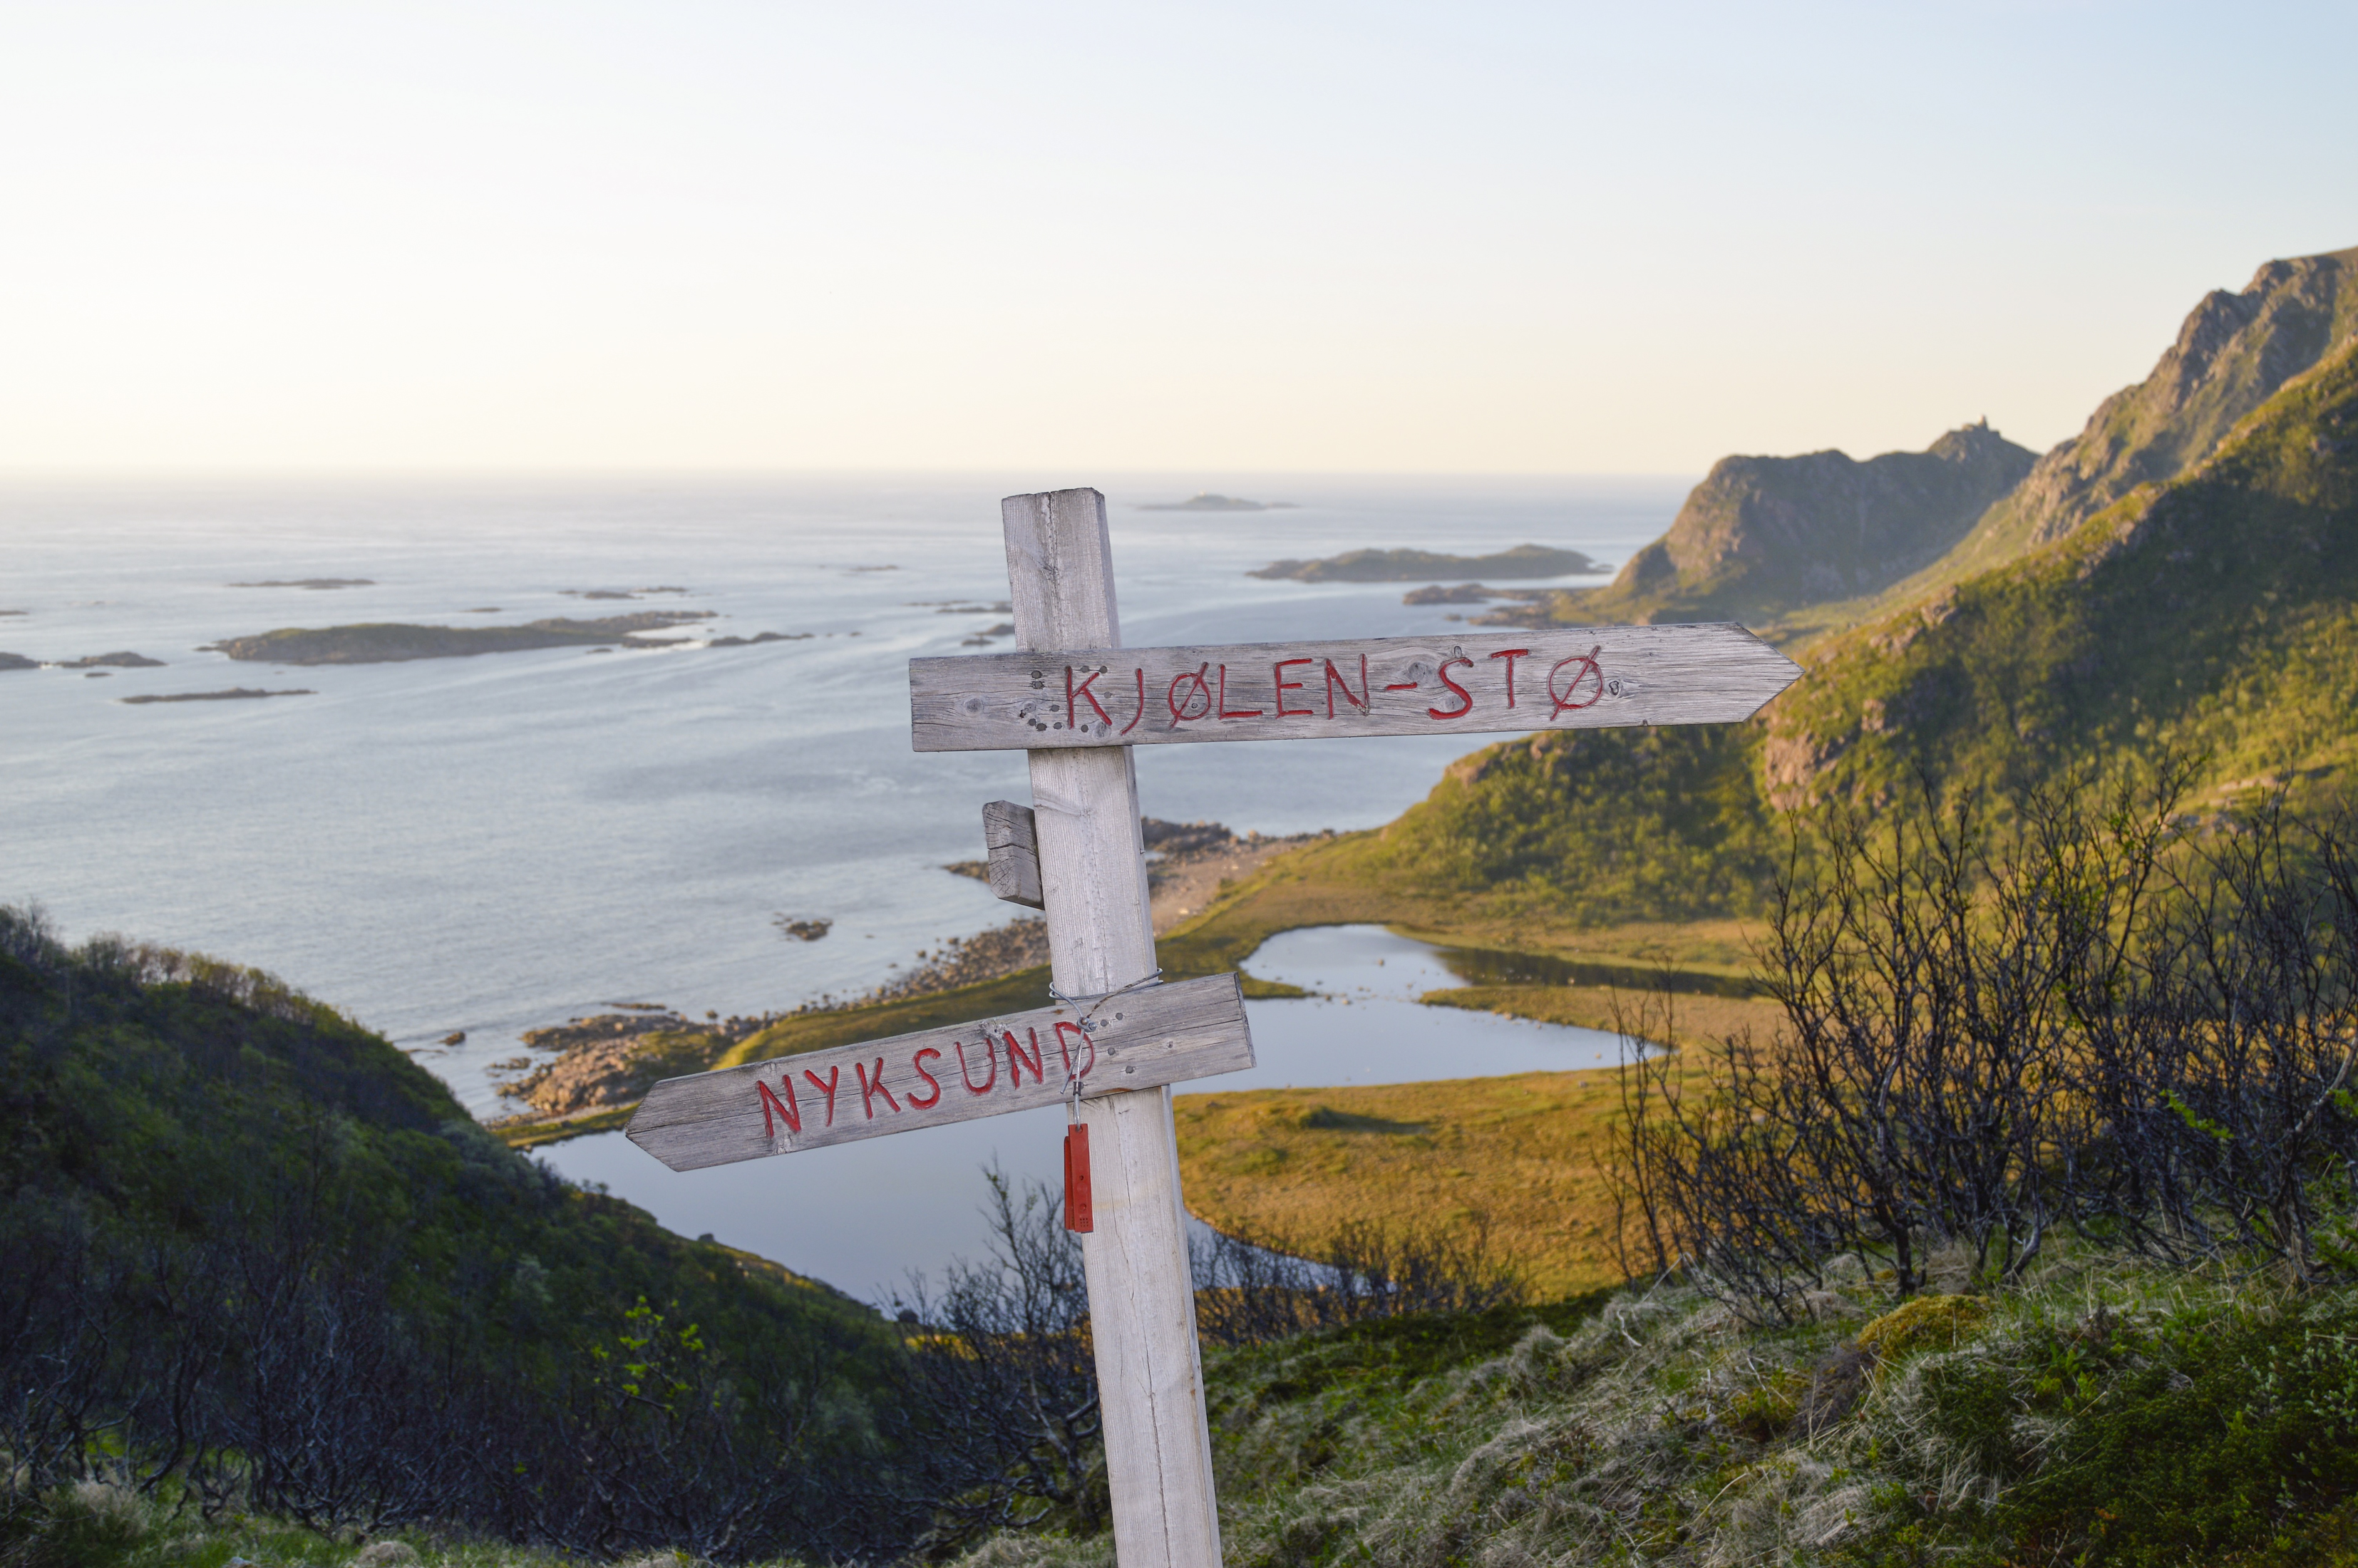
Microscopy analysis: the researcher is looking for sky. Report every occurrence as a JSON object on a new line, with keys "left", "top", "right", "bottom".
{"left": 1, "top": 1, "right": 2353, "bottom": 476}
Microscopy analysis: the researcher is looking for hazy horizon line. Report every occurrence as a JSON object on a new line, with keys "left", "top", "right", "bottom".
{"left": 0, "top": 465, "right": 1705, "bottom": 488}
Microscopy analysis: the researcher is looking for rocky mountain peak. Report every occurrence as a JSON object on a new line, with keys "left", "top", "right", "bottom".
{"left": 1572, "top": 422, "right": 2034, "bottom": 628}
{"left": 1982, "top": 244, "right": 2358, "bottom": 558}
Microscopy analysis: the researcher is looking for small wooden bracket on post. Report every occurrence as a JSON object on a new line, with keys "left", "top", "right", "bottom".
{"left": 981, "top": 799, "right": 1044, "bottom": 909}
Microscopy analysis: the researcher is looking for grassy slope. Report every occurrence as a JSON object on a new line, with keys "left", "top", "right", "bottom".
{"left": 1767, "top": 332, "right": 2358, "bottom": 810}
{"left": 0, "top": 927, "right": 892, "bottom": 1386}
{"left": 957, "top": 1254, "right": 2358, "bottom": 1568}
{"left": 53, "top": 1254, "right": 2358, "bottom": 1568}
{"left": 1175, "top": 1073, "right": 1628, "bottom": 1297}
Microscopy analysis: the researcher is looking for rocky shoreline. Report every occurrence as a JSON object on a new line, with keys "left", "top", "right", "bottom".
{"left": 489, "top": 820, "right": 1327, "bottom": 1137}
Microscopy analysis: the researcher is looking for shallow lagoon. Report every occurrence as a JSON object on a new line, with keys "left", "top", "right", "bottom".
{"left": 535, "top": 924, "right": 1635, "bottom": 1299}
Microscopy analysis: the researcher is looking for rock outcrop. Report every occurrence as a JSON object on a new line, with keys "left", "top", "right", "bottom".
{"left": 1945, "top": 246, "right": 2358, "bottom": 574}
{"left": 1569, "top": 423, "right": 2034, "bottom": 628}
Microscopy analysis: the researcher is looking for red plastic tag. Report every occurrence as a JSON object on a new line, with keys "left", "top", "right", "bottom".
{"left": 1064, "top": 1122, "right": 1093, "bottom": 1232}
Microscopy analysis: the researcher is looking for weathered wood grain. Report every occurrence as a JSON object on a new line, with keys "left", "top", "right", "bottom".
{"left": 624, "top": 972, "right": 1251, "bottom": 1172}
{"left": 981, "top": 798, "right": 1044, "bottom": 908}
{"left": 1006, "top": 487, "right": 1225, "bottom": 1568}
{"left": 909, "top": 622, "right": 1800, "bottom": 752}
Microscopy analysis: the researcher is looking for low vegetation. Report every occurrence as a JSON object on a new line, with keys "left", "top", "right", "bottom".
{"left": 48, "top": 1249, "right": 2358, "bottom": 1568}
{"left": 1175, "top": 1073, "right": 1628, "bottom": 1297}
{"left": 0, "top": 905, "right": 917, "bottom": 1562}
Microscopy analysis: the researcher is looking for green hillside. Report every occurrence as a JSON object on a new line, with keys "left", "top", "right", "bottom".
{"left": 1768, "top": 331, "right": 2358, "bottom": 810}
{"left": 1330, "top": 314, "right": 2357, "bottom": 937}
{"left": 0, "top": 907, "right": 905, "bottom": 1560}
{"left": 1327, "top": 722, "right": 1776, "bottom": 928}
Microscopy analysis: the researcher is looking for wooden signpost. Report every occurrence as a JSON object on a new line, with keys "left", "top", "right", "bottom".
{"left": 911, "top": 623, "right": 1796, "bottom": 752}
{"left": 628, "top": 974, "right": 1251, "bottom": 1169}
{"left": 627, "top": 488, "right": 1802, "bottom": 1568}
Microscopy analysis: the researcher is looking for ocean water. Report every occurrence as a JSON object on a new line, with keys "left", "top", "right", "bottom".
{"left": 4, "top": 472, "right": 1682, "bottom": 1289}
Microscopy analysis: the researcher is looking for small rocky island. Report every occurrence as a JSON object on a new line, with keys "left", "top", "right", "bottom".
{"left": 62, "top": 651, "right": 167, "bottom": 669}
{"left": 230, "top": 578, "right": 375, "bottom": 589}
{"left": 205, "top": 612, "right": 717, "bottom": 664}
{"left": 120, "top": 688, "right": 314, "bottom": 704}
{"left": 1140, "top": 493, "right": 1299, "bottom": 512}
{"left": 1401, "top": 583, "right": 1562, "bottom": 607}
{"left": 1252, "top": 544, "right": 1600, "bottom": 582}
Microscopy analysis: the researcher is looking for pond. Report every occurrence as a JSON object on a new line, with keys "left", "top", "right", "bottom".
{"left": 532, "top": 924, "right": 1637, "bottom": 1300}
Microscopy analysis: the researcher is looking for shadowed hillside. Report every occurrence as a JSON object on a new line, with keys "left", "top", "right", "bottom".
{"left": 0, "top": 907, "right": 910, "bottom": 1560}
{"left": 1562, "top": 421, "right": 2033, "bottom": 629}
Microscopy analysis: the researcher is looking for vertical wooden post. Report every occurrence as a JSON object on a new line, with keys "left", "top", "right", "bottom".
{"left": 1002, "top": 488, "right": 1222, "bottom": 1568}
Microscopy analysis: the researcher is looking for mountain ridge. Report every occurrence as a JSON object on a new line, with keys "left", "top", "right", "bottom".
{"left": 1344, "top": 261, "right": 2358, "bottom": 930}
{"left": 1560, "top": 421, "right": 2034, "bottom": 629}
{"left": 1833, "top": 243, "right": 2358, "bottom": 629}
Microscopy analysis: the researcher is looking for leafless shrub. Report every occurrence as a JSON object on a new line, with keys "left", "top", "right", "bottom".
{"left": 878, "top": 1170, "right": 1520, "bottom": 1553}
{"left": 1611, "top": 763, "right": 2358, "bottom": 1319}
{"left": 879, "top": 1171, "right": 1104, "bottom": 1552}
{"left": 1191, "top": 1216, "right": 1522, "bottom": 1346}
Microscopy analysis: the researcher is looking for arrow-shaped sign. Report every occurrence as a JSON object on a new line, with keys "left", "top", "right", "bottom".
{"left": 909, "top": 622, "right": 1800, "bottom": 753}
{"left": 626, "top": 973, "right": 1253, "bottom": 1172}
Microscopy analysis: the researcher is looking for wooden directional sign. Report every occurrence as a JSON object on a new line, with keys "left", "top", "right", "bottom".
{"left": 627, "top": 974, "right": 1252, "bottom": 1172}
{"left": 628, "top": 487, "right": 1803, "bottom": 1568}
{"left": 910, "top": 623, "right": 1799, "bottom": 753}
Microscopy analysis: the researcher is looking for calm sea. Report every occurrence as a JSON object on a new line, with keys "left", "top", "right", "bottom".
{"left": 4, "top": 473, "right": 1683, "bottom": 1289}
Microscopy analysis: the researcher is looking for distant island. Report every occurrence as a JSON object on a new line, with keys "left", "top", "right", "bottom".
{"left": 205, "top": 612, "right": 716, "bottom": 664}
{"left": 1401, "top": 583, "right": 1562, "bottom": 606}
{"left": 709, "top": 631, "right": 809, "bottom": 647}
{"left": 229, "top": 578, "right": 375, "bottom": 589}
{"left": 1250, "top": 543, "right": 1600, "bottom": 582}
{"left": 1141, "top": 493, "right": 1300, "bottom": 512}
{"left": 62, "top": 651, "right": 165, "bottom": 669}
{"left": 120, "top": 688, "right": 315, "bottom": 704}
{"left": 0, "top": 652, "right": 35, "bottom": 671}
